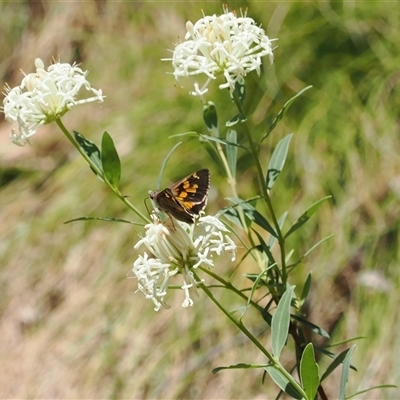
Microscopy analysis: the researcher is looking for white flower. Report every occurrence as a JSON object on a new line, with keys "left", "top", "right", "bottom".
{"left": 131, "top": 214, "right": 236, "bottom": 311}
{"left": 2, "top": 58, "right": 105, "bottom": 146}
{"left": 166, "top": 6, "right": 276, "bottom": 99}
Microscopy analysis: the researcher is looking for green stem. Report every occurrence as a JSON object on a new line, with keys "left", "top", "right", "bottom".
{"left": 56, "top": 118, "right": 150, "bottom": 224}
{"left": 193, "top": 270, "right": 307, "bottom": 399}
{"left": 198, "top": 266, "right": 263, "bottom": 312}
{"left": 231, "top": 94, "right": 288, "bottom": 284}
{"left": 193, "top": 270, "right": 274, "bottom": 362}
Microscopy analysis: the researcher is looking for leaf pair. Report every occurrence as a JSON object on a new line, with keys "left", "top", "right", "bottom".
{"left": 74, "top": 130, "right": 121, "bottom": 190}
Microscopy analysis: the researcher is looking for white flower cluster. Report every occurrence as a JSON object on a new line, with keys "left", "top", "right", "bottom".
{"left": 2, "top": 58, "right": 104, "bottom": 146}
{"left": 132, "top": 214, "right": 236, "bottom": 311}
{"left": 167, "top": 6, "right": 275, "bottom": 99}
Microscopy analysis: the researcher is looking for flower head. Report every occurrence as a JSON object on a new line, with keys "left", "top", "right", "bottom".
{"left": 2, "top": 58, "right": 105, "bottom": 146}
{"left": 166, "top": 6, "right": 275, "bottom": 99}
{"left": 131, "top": 214, "right": 236, "bottom": 311}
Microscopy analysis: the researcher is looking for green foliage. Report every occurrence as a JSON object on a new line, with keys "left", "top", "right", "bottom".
{"left": 339, "top": 345, "right": 356, "bottom": 400}
{"left": 285, "top": 196, "right": 332, "bottom": 239}
{"left": 300, "top": 344, "right": 319, "bottom": 400}
{"left": 260, "top": 86, "right": 313, "bottom": 144}
{"left": 226, "top": 130, "right": 238, "bottom": 179}
{"left": 203, "top": 102, "right": 219, "bottom": 136}
{"left": 266, "top": 133, "right": 293, "bottom": 190}
{"left": 101, "top": 131, "right": 121, "bottom": 189}
{"left": 226, "top": 197, "right": 276, "bottom": 236}
{"left": 74, "top": 130, "right": 103, "bottom": 177}
{"left": 1, "top": 2, "right": 399, "bottom": 399}
{"left": 264, "top": 366, "right": 303, "bottom": 399}
{"left": 271, "top": 285, "right": 294, "bottom": 358}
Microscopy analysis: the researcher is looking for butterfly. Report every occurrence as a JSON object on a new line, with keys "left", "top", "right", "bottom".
{"left": 150, "top": 169, "right": 210, "bottom": 224}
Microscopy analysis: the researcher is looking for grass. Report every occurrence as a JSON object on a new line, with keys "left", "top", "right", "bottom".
{"left": 1, "top": 1, "right": 399, "bottom": 399}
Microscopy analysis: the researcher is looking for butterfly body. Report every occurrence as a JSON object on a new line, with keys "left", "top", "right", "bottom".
{"left": 150, "top": 169, "right": 210, "bottom": 224}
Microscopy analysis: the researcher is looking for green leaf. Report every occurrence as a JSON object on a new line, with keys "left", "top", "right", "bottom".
{"left": 64, "top": 216, "right": 142, "bottom": 225}
{"left": 264, "top": 366, "right": 303, "bottom": 399}
{"left": 101, "top": 131, "right": 121, "bottom": 189}
{"left": 203, "top": 101, "right": 219, "bottom": 137}
{"left": 327, "top": 336, "right": 365, "bottom": 348}
{"left": 271, "top": 285, "right": 294, "bottom": 358}
{"left": 213, "top": 362, "right": 266, "bottom": 374}
{"left": 241, "top": 269, "right": 273, "bottom": 320}
{"left": 200, "top": 140, "right": 225, "bottom": 173}
{"left": 226, "top": 130, "right": 237, "bottom": 179}
{"left": 156, "top": 141, "right": 182, "bottom": 189}
{"left": 346, "top": 385, "right": 397, "bottom": 399}
{"left": 200, "top": 133, "right": 248, "bottom": 150}
{"left": 321, "top": 347, "right": 356, "bottom": 383}
{"left": 268, "top": 211, "right": 287, "bottom": 249}
{"left": 168, "top": 131, "right": 198, "bottom": 139}
{"left": 339, "top": 345, "right": 356, "bottom": 400}
{"left": 73, "top": 131, "right": 103, "bottom": 176}
{"left": 226, "top": 197, "right": 277, "bottom": 237}
{"left": 252, "top": 228, "right": 276, "bottom": 266}
{"left": 300, "top": 343, "right": 319, "bottom": 400}
{"left": 291, "top": 315, "right": 330, "bottom": 339}
{"left": 303, "top": 234, "right": 335, "bottom": 257}
{"left": 260, "top": 85, "right": 313, "bottom": 144}
{"left": 226, "top": 112, "right": 247, "bottom": 127}
{"left": 260, "top": 305, "right": 273, "bottom": 326}
{"left": 231, "top": 75, "right": 246, "bottom": 107}
{"left": 266, "top": 133, "right": 293, "bottom": 190}
{"left": 220, "top": 207, "right": 245, "bottom": 229}
{"left": 285, "top": 196, "right": 332, "bottom": 238}
{"left": 300, "top": 273, "right": 312, "bottom": 303}
{"left": 170, "top": 131, "right": 248, "bottom": 150}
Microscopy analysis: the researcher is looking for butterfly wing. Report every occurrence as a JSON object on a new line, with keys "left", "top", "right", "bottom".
{"left": 170, "top": 169, "right": 210, "bottom": 215}
{"left": 150, "top": 169, "right": 210, "bottom": 224}
{"left": 151, "top": 187, "right": 196, "bottom": 223}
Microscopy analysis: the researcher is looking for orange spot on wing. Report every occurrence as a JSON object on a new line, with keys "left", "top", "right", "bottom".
{"left": 178, "top": 191, "right": 188, "bottom": 198}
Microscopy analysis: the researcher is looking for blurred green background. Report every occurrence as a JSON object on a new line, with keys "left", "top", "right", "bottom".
{"left": 0, "top": 1, "right": 399, "bottom": 398}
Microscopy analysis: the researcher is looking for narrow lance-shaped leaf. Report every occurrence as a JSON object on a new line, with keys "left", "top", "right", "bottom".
{"left": 74, "top": 131, "right": 103, "bottom": 176}
{"left": 339, "top": 345, "right": 356, "bottom": 400}
{"left": 203, "top": 101, "right": 219, "bottom": 137}
{"left": 200, "top": 140, "right": 226, "bottom": 175}
{"left": 346, "top": 385, "right": 397, "bottom": 399}
{"left": 285, "top": 196, "right": 332, "bottom": 238}
{"left": 300, "top": 273, "right": 312, "bottom": 304}
{"left": 199, "top": 133, "right": 248, "bottom": 150}
{"left": 261, "top": 85, "right": 313, "bottom": 144}
{"left": 64, "top": 216, "right": 141, "bottom": 225}
{"left": 101, "top": 131, "right": 121, "bottom": 189}
{"left": 226, "top": 197, "right": 277, "bottom": 237}
{"left": 213, "top": 363, "right": 265, "bottom": 374}
{"left": 252, "top": 228, "right": 276, "bottom": 266}
{"left": 168, "top": 132, "right": 245, "bottom": 174}
{"left": 170, "top": 131, "right": 248, "bottom": 150}
{"left": 156, "top": 141, "right": 182, "bottom": 189}
{"left": 321, "top": 347, "right": 356, "bottom": 382}
{"left": 266, "top": 133, "right": 293, "bottom": 190}
{"left": 300, "top": 343, "right": 320, "bottom": 400}
{"left": 271, "top": 285, "right": 294, "bottom": 358}
{"left": 268, "top": 211, "right": 288, "bottom": 249}
{"left": 219, "top": 207, "right": 245, "bottom": 230}
{"left": 169, "top": 131, "right": 198, "bottom": 139}
{"left": 303, "top": 234, "right": 335, "bottom": 257}
{"left": 226, "top": 130, "right": 237, "bottom": 179}
{"left": 226, "top": 113, "right": 247, "bottom": 127}
{"left": 264, "top": 366, "right": 303, "bottom": 399}
{"left": 292, "top": 314, "right": 330, "bottom": 339}
{"left": 230, "top": 75, "right": 246, "bottom": 107}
